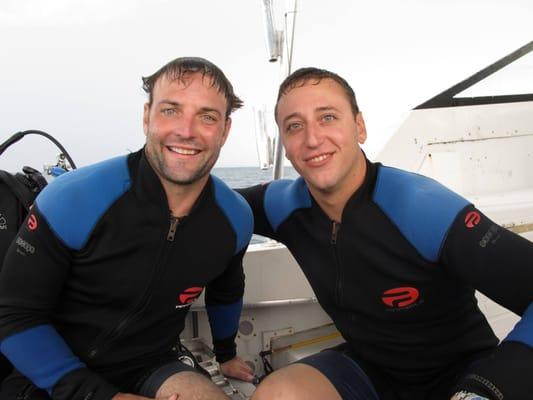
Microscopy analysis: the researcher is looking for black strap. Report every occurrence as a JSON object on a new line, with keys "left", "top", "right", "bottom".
{"left": 21, "top": 167, "right": 48, "bottom": 191}
{"left": 0, "top": 170, "right": 35, "bottom": 211}
{"left": 0, "top": 130, "right": 77, "bottom": 169}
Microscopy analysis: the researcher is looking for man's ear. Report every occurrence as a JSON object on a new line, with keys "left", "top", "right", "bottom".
{"left": 355, "top": 112, "right": 367, "bottom": 144}
{"left": 143, "top": 103, "right": 150, "bottom": 135}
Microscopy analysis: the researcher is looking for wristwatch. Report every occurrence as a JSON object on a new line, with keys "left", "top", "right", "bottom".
{"left": 450, "top": 392, "right": 490, "bottom": 400}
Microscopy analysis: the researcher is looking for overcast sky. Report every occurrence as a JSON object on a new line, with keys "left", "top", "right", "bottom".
{"left": 1, "top": 0, "right": 532, "bottom": 172}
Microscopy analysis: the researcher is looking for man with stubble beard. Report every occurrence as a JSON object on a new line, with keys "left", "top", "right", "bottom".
{"left": 0, "top": 57, "right": 254, "bottom": 400}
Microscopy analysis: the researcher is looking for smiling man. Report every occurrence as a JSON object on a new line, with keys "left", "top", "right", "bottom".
{"left": 239, "top": 68, "right": 533, "bottom": 400}
{"left": 0, "top": 57, "right": 254, "bottom": 400}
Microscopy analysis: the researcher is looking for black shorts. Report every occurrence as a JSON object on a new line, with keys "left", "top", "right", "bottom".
{"left": 297, "top": 349, "right": 379, "bottom": 400}
{"left": 297, "top": 344, "right": 494, "bottom": 400}
{"left": 134, "top": 360, "right": 201, "bottom": 396}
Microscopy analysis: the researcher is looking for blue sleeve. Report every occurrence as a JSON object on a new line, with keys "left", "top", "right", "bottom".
{"left": 373, "top": 166, "right": 469, "bottom": 262}
{"left": 505, "top": 302, "right": 533, "bottom": 347}
{"left": 206, "top": 299, "right": 243, "bottom": 341}
{"left": 36, "top": 155, "right": 131, "bottom": 250}
{"left": 206, "top": 299, "right": 243, "bottom": 363}
{"left": 212, "top": 176, "right": 253, "bottom": 254}
{"left": 0, "top": 324, "right": 84, "bottom": 392}
{"left": 264, "top": 178, "right": 312, "bottom": 232}
{"left": 237, "top": 179, "right": 312, "bottom": 237}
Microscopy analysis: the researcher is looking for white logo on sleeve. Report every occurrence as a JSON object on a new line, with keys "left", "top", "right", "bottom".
{"left": 0, "top": 213, "right": 7, "bottom": 230}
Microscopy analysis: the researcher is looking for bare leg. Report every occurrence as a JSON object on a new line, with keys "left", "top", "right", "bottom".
{"left": 251, "top": 363, "right": 342, "bottom": 400}
{"left": 156, "top": 371, "right": 229, "bottom": 400}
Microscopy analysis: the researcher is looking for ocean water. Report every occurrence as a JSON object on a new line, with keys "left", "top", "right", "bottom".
{"left": 212, "top": 166, "right": 300, "bottom": 188}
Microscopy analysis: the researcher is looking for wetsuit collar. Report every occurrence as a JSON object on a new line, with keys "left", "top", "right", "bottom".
{"left": 305, "top": 155, "right": 379, "bottom": 223}
{"left": 132, "top": 148, "right": 213, "bottom": 219}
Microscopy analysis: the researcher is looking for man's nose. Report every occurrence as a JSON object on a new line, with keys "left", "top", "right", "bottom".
{"left": 304, "top": 123, "right": 323, "bottom": 147}
{"left": 174, "top": 114, "right": 195, "bottom": 138}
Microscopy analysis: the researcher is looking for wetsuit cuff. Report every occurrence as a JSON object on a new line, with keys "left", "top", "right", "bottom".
{"left": 51, "top": 367, "right": 119, "bottom": 400}
{"left": 213, "top": 335, "right": 237, "bottom": 363}
{"left": 453, "top": 341, "right": 533, "bottom": 400}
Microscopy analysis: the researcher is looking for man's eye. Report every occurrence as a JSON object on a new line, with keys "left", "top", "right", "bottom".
{"left": 201, "top": 114, "right": 217, "bottom": 123}
{"left": 286, "top": 122, "right": 302, "bottom": 132}
{"left": 162, "top": 108, "right": 175, "bottom": 116}
{"left": 322, "top": 114, "right": 336, "bottom": 122}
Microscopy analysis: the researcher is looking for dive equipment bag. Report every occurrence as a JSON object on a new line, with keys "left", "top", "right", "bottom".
{"left": 0, "top": 130, "right": 76, "bottom": 382}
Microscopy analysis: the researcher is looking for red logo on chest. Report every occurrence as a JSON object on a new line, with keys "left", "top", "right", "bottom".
{"left": 382, "top": 287, "right": 420, "bottom": 308}
{"left": 178, "top": 287, "right": 204, "bottom": 306}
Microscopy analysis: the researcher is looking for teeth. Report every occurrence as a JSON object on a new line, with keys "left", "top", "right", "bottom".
{"left": 169, "top": 147, "right": 199, "bottom": 155}
{"left": 310, "top": 154, "right": 329, "bottom": 162}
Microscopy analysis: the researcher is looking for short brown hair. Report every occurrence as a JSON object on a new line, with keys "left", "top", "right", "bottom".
{"left": 142, "top": 57, "right": 243, "bottom": 118}
{"left": 275, "top": 67, "right": 359, "bottom": 120}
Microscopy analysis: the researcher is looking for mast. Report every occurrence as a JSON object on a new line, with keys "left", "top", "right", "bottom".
{"left": 260, "top": 0, "right": 297, "bottom": 179}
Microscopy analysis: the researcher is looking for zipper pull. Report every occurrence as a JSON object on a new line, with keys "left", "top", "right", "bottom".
{"left": 167, "top": 217, "right": 179, "bottom": 241}
{"left": 331, "top": 221, "right": 339, "bottom": 245}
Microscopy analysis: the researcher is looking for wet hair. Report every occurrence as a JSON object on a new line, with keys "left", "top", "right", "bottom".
{"left": 275, "top": 67, "right": 359, "bottom": 120}
{"left": 142, "top": 57, "right": 243, "bottom": 118}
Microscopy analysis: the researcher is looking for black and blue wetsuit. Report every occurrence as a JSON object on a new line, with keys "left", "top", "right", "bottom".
{"left": 239, "top": 158, "right": 533, "bottom": 399}
{"left": 0, "top": 149, "right": 253, "bottom": 400}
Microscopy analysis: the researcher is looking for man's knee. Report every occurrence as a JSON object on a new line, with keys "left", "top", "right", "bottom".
{"left": 156, "top": 370, "right": 228, "bottom": 400}
{"left": 252, "top": 364, "right": 341, "bottom": 400}
{"left": 252, "top": 368, "right": 301, "bottom": 400}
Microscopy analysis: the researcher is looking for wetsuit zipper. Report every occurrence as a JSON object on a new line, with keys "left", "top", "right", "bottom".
{"left": 167, "top": 216, "right": 179, "bottom": 241}
{"left": 331, "top": 221, "right": 343, "bottom": 305}
{"left": 88, "top": 216, "right": 180, "bottom": 359}
{"left": 331, "top": 221, "right": 339, "bottom": 245}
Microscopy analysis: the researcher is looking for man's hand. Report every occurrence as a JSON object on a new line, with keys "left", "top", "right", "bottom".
{"left": 112, "top": 393, "right": 178, "bottom": 400}
{"left": 220, "top": 356, "right": 255, "bottom": 382}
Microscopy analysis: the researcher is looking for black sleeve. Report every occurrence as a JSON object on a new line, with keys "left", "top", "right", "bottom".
{"left": 0, "top": 178, "right": 27, "bottom": 272}
{"left": 0, "top": 208, "right": 118, "bottom": 400}
{"left": 236, "top": 184, "right": 277, "bottom": 239}
{"left": 205, "top": 248, "right": 246, "bottom": 363}
{"left": 205, "top": 248, "right": 246, "bottom": 306}
{"left": 0, "top": 206, "right": 71, "bottom": 336}
{"left": 441, "top": 205, "right": 533, "bottom": 316}
{"left": 443, "top": 205, "right": 533, "bottom": 399}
